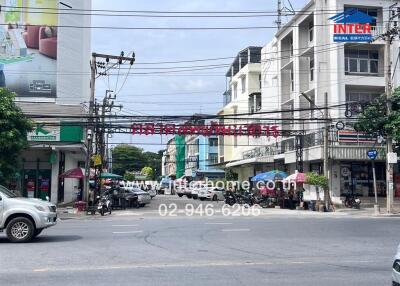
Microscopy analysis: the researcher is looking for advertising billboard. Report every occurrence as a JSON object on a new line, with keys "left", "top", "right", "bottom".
{"left": 0, "top": 0, "right": 58, "bottom": 97}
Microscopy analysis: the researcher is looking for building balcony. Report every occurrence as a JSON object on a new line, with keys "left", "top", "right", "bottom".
{"left": 241, "top": 130, "right": 385, "bottom": 163}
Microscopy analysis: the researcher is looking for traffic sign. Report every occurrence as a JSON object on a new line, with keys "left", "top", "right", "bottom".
{"left": 367, "top": 150, "right": 378, "bottom": 160}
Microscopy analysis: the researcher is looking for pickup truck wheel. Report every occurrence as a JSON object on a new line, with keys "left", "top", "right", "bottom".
{"left": 6, "top": 217, "right": 35, "bottom": 243}
{"left": 178, "top": 194, "right": 183, "bottom": 197}
{"left": 33, "top": 228, "right": 43, "bottom": 238}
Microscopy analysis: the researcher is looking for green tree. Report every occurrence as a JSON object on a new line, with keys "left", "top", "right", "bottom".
{"left": 123, "top": 172, "right": 135, "bottom": 181}
{"left": 356, "top": 88, "right": 400, "bottom": 152}
{"left": 112, "top": 145, "right": 146, "bottom": 175}
{"left": 112, "top": 144, "right": 163, "bottom": 178}
{"left": 0, "top": 89, "right": 32, "bottom": 183}
{"left": 141, "top": 166, "right": 154, "bottom": 180}
{"left": 305, "top": 172, "right": 328, "bottom": 190}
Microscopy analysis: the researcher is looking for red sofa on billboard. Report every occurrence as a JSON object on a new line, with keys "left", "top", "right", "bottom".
{"left": 39, "top": 26, "right": 57, "bottom": 59}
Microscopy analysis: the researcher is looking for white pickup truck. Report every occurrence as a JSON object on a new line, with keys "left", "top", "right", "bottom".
{"left": 0, "top": 185, "right": 57, "bottom": 243}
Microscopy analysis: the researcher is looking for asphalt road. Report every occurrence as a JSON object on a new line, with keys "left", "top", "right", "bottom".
{"left": 0, "top": 196, "right": 399, "bottom": 286}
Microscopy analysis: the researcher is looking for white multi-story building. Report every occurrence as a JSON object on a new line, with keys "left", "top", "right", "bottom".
{"left": 217, "top": 46, "right": 262, "bottom": 181}
{"left": 230, "top": 0, "right": 400, "bottom": 202}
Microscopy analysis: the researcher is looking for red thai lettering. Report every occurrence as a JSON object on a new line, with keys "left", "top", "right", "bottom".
{"left": 131, "top": 123, "right": 143, "bottom": 135}
{"left": 143, "top": 123, "right": 155, "bottom": 135}
{"left": 271, "top": 125, "right": 279, "bottom": 138}
{"left": 164, "top": 124, "right": 176, "bottom": 135}
{"left": 247, "top": 124, "right": 262, "bottom": 137}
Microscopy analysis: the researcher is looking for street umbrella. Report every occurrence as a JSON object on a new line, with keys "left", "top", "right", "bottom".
{"left": 251, "top": 170, "right": 288, "bottom": 182}
{"left": 59, "top": 168, "right": 85, "bottom": 179}
{"left": 285, "top": 172, "right": 306, "bottom": 183}
{"left": 99, "top": 172, "right": 123, "bottom": 179}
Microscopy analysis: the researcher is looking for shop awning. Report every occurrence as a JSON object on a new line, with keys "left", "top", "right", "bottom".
{"left": 100, "top": 172, "right": 123, "bottom": 179}
{"left": 59, "top": 168, "right": 85, "bottom": 179}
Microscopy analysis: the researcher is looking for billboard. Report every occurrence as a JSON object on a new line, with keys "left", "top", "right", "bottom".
{"left": 330, "top": 8, "right": 375, "bottom": 43}
{"left": 0, "top": 0, "right": 58, "bottom": 97}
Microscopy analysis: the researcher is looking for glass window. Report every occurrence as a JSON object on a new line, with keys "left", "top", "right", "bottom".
{"left": 241, "top": 76, "right": 246, "bottom": 93}
{"left": 310, "top": 58, "right": 314, "bottom": 81}
{"left": 359, "top": 60, "right": 368, "bottom": 72}
{"left": 233, "top": 83, "right": 237, "bottom": 99}
{"left": 308, "top": 21, "right": 314, "bottom": 42}
{"left": 359, "top": 50, "right": 369, "bottom": 58}
{"left": 255, "top": 94, "right": 262, "bottom": 111}
{"left": 370, "top": 51, "right": 379, "bottom": 59}
{"left": 209, "top": 138, "right": 218, "bottom": 147}
{"left": 370, "top": 60, "right": 378, "bottom": 73}
{"left": 349, "top": 59, "right": 358, "bottom": 72}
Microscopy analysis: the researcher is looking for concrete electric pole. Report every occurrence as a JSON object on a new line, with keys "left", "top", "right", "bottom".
{"left": 84, "top": 52, "right": 135, "bottom": 202}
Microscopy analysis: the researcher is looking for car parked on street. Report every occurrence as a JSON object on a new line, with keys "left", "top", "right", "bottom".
{"left": 0, "top": 185, "right": 57, "bottom": 243}
{"left": 393, "top": 244, "right": 400, "bottom": 285}
{"left": 131, "top": 188, "right": 151, "bottom": 207}
{"left": 198, "top": 187, "right": 225, "bottom": 201}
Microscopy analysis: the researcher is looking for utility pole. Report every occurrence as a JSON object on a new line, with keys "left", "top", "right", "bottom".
{"left": 83, "top": 53, "right": 97, "bottom": 201}
{"left": 384, "top": 23, "right": 394, "bottom": 214}
{"left": 301, "top": 92, "right": 330, "bottom": 210}
{"left": 84, "top": 52, "right": 135, "bottom": 202}
{"left": 323, "top": 92, "right": 330, "bottom": 210}
{"left": 276, "top": 0, "right": 282, "bottom": 30}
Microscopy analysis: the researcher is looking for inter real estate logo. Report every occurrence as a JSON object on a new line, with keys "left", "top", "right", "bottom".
{"left": 330, "top": 8, "right": 375, "bottom": 42}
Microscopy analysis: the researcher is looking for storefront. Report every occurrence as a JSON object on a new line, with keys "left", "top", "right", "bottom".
{"left": 340, "top": 161, "right": 386, "bottom": 197}
{"left": 14, "top": 122, "right": 86, "bottom": 204}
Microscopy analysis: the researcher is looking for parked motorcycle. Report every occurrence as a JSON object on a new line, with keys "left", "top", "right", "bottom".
{"left": 342, "top": 193, "right": 361, "bottom": 209}
{"left": 97, "top": 194, "right": 112, "bottom": 216}
{"left": 255, "top": 195, "right": 275, "bottom": 208}
{"left": 224, "top": 190, "right": 237, "bottom": 206}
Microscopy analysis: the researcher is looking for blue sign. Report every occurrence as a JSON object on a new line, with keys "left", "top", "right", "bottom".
{"left": 367, "top": 150, "right": 378, "bottom": 160}
{"left": 330, "top": 9, "right": 375, "bottom": 42}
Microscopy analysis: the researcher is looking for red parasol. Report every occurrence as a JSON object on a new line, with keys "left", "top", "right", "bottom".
{"left": 59, "top": 168, "right": 85, "bottom": 179}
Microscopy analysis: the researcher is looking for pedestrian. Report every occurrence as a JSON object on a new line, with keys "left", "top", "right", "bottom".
{"left": 288, "top": 187, "right": 295, "bottom": 210}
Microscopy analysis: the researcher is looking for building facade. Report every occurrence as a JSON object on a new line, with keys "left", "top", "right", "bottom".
{"left": 184, "top": 119, "right": 224, "bottom": 180}
{"left": 217, "top": 46, "right": 262, "bottom": 181}
{"left": 3, "top": 0, "right": 92, "bottom": 204}
{"left": 227, "top": 0, "right": 400, "bottom": 202}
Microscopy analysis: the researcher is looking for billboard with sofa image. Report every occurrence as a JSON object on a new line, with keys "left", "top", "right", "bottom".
{"left": 0, "top": 0, "right": 58, "bottom": 97}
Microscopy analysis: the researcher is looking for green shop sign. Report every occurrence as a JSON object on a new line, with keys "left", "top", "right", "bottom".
{"left": 28, "top": 123, "right": 83, "bottom": 143}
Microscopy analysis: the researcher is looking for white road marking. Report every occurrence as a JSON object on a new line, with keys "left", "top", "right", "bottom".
{"left": 204, "top": 222, "right": 233, "bottom": 225}
{"left": 112, "top": 225, "right": 139, "bottom": 227}
{"left": 31, "top": 259, "right": 375, "bottom": 273}
{"left": 221, "top": 228, "right": 250, "bottom": 232}
{"left": 112, "top": 231, "right": 143, "bottom": 234}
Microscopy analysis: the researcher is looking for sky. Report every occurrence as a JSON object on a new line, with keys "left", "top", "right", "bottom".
{"left": 91, "top": 0, "right": 308, "bottom": 152}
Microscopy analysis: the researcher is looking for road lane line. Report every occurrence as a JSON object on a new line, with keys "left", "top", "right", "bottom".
{"left": 112, "top": 231, "right": 143, "bottom": 234}
{"left": 112, "top": 225, "right": 139, "bottom": 227}
{"left": 221, "top": 228, "right": 250, "bottom": 232}
{"left": 204, "top": 222, "right": 233, "bottom": 225}
{"left": 30, "top": 259, "right": 375, "bottom": 273}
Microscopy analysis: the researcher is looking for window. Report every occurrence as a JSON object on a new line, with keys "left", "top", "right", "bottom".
{"left": 290, "top": 69, "right": 294, "bottom": 91}
{"left": 209, "top": 138, "right": 218, "bottom": 147}
{"left": 346, "top": 91, "right": 381, "bottom": 104}
{"left": 255, "top": 94, "right": 262, "bottom": 111}
{"left": 345, "top": 49, "right": 379, "bottom": 74}
{"left": 347, "top": 7, "right": 377, "bottom": 27}
{"left": 259, "top": 73, "right": 262, "bottom": 89}
{"left": 209, "top": 154, "right": 218, "bottom": 164}
{"left": 310, "top": 58, "right": 314, "bottom": 81}
{"left": 241, "top": 76, "right": 246, "bottom": 93}
{"left": 289, "top": 38, "right": 293, "bottom": 57}
{"left": 233, "top": 83, "right": 237, "bottom": 99}
{"left": 308, "top": 21, "right": 314, "bottom": 43}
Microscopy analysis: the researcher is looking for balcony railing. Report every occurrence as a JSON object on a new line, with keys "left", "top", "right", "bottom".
{"left": 242, "top": 131, "right": 383, "bottom": 160}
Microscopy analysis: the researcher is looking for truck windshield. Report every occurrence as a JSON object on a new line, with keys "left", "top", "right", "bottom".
{"left": 0, "top": 185, "right": 17, "bottom": 198}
